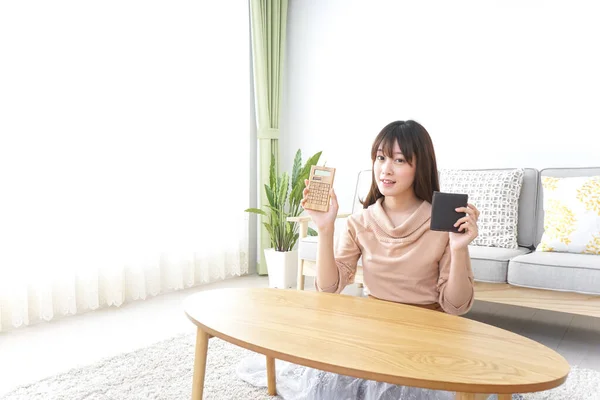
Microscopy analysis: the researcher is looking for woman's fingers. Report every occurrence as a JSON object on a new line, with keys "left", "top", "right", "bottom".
{"left": 455, "top": 206, "right": 467, "bottom": 214}
{"left": 468, "top": 203, "right": 480, "bottom": 218}
{"left": 458, "top": 221, "right": 479, "bottom": 236}
{"left": 330, "top": 188, "right": 338, "bottom": 206}
{"left": 458, "top": 219, "right": 471, "bottom": 231}
{"left": 455, "top": 203, "right": 480, "bottom": 235}
{"left": 455, "top": 206, "right": 473, "bottom": 215}
{"left": 454, "top": 216, "right": 468, "bottom": 227}
{"left": 302, "top": 180, "right": 311, "bottom": 202}
{"left": 458, "top": 203, "right": 480, "bottom": 219}
{"left": 456, "top": 205, "right": 480, "bottom": 220}
{"left": 454, "top": 213, "right": 477, "bottom": 227}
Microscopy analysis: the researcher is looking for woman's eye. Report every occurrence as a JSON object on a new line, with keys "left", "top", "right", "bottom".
{"left": 395, "top": 159, "right": 405, "bottom": 164}
{"left": 376, "top": 155, "right": 385, "bottom": 161}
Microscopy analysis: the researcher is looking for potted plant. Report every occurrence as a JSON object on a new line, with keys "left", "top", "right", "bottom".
{"left": 245, "top": 149, "right": 321, "bottom": 288}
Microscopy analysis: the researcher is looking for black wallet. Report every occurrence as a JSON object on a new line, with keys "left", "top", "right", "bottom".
{"left": 430, "top": 191, "right": 469, "bottom": 233}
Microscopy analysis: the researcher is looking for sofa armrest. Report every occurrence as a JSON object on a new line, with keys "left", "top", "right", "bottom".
{"left": 287, "top": 212, "right": 351, "bottom": 239}
{"left": 336, "top": 213, "right": 351, "bottom": 219}
{"left": 287, "top": 216, "right": 312, "bottom": 223}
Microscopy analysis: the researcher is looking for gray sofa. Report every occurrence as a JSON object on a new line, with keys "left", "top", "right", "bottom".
{"left": 294, "top": 167, "right": 600, "bottom": 318}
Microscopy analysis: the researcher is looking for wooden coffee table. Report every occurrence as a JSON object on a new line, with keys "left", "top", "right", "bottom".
{"left": 183, "top": 288, "right": 569, "bottom": 400}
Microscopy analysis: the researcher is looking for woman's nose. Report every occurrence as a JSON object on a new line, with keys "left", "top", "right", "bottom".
{"left": 382, "top": 159, "right": 393, "bottom": 174}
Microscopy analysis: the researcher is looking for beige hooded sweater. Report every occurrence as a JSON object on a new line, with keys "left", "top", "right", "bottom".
{"left": 316, "top": 197, "right": 475, "bottom": 315}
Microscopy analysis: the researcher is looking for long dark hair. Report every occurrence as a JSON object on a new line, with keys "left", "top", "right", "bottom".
{"left": 361, "top": 120, "right": 440, "bottom": 208}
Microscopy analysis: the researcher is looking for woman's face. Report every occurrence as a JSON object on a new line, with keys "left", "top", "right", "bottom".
{"left": 373, "top": 139, "right": 416, "bottom": 198}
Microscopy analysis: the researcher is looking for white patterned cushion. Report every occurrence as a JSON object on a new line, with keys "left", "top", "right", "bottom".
{"left": 536, "top": 175, "right": 600, "bottom": 254}
{"left": 439, "top": 169, "right": 525, "bottom": 249}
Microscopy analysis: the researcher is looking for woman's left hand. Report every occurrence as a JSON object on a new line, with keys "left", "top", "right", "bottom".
{"left": 449, "top": 203, "right": 480, "bottom": 251}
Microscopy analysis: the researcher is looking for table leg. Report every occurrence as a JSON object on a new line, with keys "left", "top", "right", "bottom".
{"left": 455, "top": 393, "right": 492, "bottom": 400}
{"left": 297, "top": 273, "right": 305, "bottom": 290}
{"left": 192, "top": 329, "right": 210, "bottom": 400}
{"left": 455, "top": 394, "right": 473, "bottom": 400}
{"left": 266, "top": 355, "right": 277, "bottom": 395}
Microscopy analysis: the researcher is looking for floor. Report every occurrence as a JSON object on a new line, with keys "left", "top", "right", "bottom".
{"left": 1, "top": 274, "right": 599, "bottom": 396}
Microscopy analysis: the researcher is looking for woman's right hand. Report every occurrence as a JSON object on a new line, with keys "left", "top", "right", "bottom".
{"left": 300, "top": 179, "right": 339, "bottom": 234}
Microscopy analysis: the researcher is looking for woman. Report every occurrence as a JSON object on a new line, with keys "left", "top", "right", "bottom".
{"left": 237, "top": 120, "right": 481, "bottom": 400}
{"left": 307, "top": 119, "right": 479, "bottom": 314}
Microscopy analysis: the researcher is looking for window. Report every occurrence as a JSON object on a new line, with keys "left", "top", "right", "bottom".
{"left": 0, "top": 1, "right": 250, "bottom": 330}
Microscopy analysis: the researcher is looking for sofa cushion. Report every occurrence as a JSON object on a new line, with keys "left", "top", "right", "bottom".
{"left": 299, "top": 236, "right": 318, "bottom": 262}
{"left": 535, "top": 167, "right": 600, "bottom": 246}
{"left": 439, "top": 168, "right": 525, "bottom": 249}
{"left": 469, "top": 245, "right": 531, "bottom": 283}
{"left": 536, "top": 175, "right": 600, "bottom": 254}
{"left": 507, "top": 251, "right": 600, "bottom": 295}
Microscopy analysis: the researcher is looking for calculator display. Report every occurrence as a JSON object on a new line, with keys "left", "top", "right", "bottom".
{"left": 314, "top": 169, "right": 331, "bottom": 177}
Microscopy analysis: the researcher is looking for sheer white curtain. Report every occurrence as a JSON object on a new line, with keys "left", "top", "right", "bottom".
{"left": 0, "top": 1, "right": 250, "bottom": 331}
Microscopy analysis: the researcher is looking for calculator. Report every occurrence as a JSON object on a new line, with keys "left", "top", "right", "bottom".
{"left": 304, "top": 166, "right": 336, "bottom": 212}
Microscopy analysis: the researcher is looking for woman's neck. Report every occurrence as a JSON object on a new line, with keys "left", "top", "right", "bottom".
{"left": 382, "top": 192, "right": 422, "bottom": 215}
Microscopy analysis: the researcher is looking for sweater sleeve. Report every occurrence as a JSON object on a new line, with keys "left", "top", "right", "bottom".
{"left": 315, "top": 218, "right": 362, "bottom": 294}
{"left": 436, "top": 243, "right": 475, "bottom": 315}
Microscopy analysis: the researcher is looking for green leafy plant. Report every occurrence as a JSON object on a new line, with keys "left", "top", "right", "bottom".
{"left": 245, "top": 149, "right": 321, "bottom": 252}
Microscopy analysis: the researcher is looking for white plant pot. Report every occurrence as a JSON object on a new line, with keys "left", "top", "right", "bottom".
{"left": 263, "top": 248, "right": 298, "bottom": 289}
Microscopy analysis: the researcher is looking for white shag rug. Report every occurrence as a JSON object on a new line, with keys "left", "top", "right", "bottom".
{"left": 1, "top": 333, "right": 598, "bottom": 400}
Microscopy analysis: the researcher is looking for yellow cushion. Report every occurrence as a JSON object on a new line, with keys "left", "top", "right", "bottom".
{"left": 537, "top": 175, "right": 600, "bottom": 254}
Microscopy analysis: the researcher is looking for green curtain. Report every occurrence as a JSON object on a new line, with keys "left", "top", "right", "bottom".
{"left": 250, "top": 0, "right": 289, "bottom": 275}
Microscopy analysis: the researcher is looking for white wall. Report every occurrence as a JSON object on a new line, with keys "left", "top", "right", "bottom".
{"left": 280, "top": 0, "right": 600, "bottom": 213}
